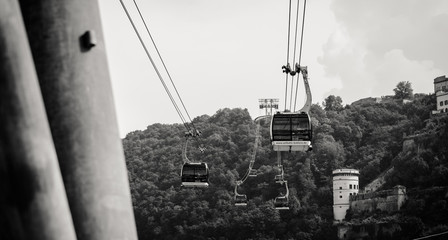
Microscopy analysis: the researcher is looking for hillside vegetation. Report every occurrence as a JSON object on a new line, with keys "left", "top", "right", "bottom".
{"left": 123, "top": 93, "right": 448, "bottom": 239}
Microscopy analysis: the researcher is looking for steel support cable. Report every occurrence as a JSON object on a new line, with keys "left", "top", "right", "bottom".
{"left": 119, "top": 0, "right": 191, "bottom": 131}
{"left": 289, "top": 0, "right": 300, "bottom": 111}
{"left": 292, "top": 0, "right": 300, "bottom": 68}
{"left": 238, "top": 118, "right": 262, "bottom": 184}
{"left": 277, "top": 151, "right": 282, "bottom": 167}
{"left": 412, "top": 230, "right": 448, "bottom": 240}
{"left": 286, "top": 0, "right": 292, "bottom": 64}
{"left": 277, "top": 152, "right": 285, "bottom": 182}
{"left": 289, "top": 75, "right": 294, "bottom": 111}
{"left": 284, "top": 74, "right": 289, "bottom": 111}
{"left": 130, "top": 0, "right": 204, "bottom": 150}
{"left": 294, "top": 0, "right": 307, "bottom": 112}
{"left": 285, "top": 0, "right": 301, "bottom": 111}
{"left": 182, "top": 136, "right": 191, "bottom": 164}
{"left": 131, "top": 0, "right": 198, "bottom": 132}
{"left": 298, "top": 0, "right": 307, "bottom": 67}
{"left": 244, "top": 121, "right": 261, "bottom": 182}
{"left": 284, "top": 0, "right": 292, "bottom": 111}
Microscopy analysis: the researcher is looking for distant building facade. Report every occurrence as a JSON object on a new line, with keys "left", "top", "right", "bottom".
{"left": 436, "top": 92, "right": 448, "bottom": 113}
{"left": 434, "top": 76, "right": 448, "bottom": 114}
{"left": 434, "top": 75, "right": 448, "bottom": 93}
{"left": 333, "top": 169, "right": 359, "bottom": 221}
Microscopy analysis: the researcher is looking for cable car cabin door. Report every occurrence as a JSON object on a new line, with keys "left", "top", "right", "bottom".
{"left": 270, "top": 112, "right": 312, "bottom": 152}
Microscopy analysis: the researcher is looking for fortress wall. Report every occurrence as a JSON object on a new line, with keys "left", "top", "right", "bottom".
{"left": 350, "top": 186, "right": 406, "bottom": 213}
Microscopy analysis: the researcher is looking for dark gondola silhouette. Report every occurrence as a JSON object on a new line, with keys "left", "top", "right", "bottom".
{"left": 181, "top": 131, "right": 209, "bottom": 188}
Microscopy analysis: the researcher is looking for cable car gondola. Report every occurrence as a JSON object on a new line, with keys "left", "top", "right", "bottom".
{"left": 271, "top": 64, "right": 313, "bottom": 152}
{"left": 234, "top": 181, "right": 248, "bottom": 206}
{"left": 234, "top": 194, "right": 248, "bottom": 206}
{"left": 274, "top": 165, "right": 285, "bottom": 184}
{"left": 181, "top": 130, "right": 209, "bottom": 188}
{"left": 181, "top": 162, "right": 209, "bottom": 188}
{"left": 274, "top": 196, "right": 289, "bottom": 210}
{"left": 270, "top": 111, "right": 312, "bottom": 152}
{"left": 274, "top": 180, "right": 290, "bottom": 210}
{"left": 274, "top": 174, "right": 284, "bottom": 184}
{"left": 248, "top": 169, "right": 257, "bottom": 177}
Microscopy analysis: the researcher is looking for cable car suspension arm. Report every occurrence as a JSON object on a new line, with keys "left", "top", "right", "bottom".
{"left": 182, "top": 130, "right": 202, "bottom": 164}
{"left": 235, "top": 115, "right": 269, "bottom": 185}
{"left": 296, "top": 66, "right": 311, "bottom": 113}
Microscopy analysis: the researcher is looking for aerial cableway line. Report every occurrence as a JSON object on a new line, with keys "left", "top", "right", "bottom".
{"left": 272, "top": 0, "right": 312, "bottom": 153}
{"left": 119, "top": 0, "right": 208, "bottom": 187}
{"left": 119, "top": 0, "right": 198, "bottom": 134}
{"left": 234, "top": 115, "right": 270, "bottom": 206}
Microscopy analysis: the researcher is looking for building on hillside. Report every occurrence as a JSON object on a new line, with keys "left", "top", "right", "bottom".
{"left": 434, "top": 76, "right": 448, "bottom": 114}
{"left": 352, "top": 95, "right": 409, "bottom": 106}
{"left": 352, "top": 97, "right": 382, "bottom": 105}
{"left": 434, "top": 75, "right": 448, "bottom": 93}
{"left": 436, "top": 91, "right": 448, "bottom": 113}
{"left": 333, "top": 169, "right": 360, "bottom": 221}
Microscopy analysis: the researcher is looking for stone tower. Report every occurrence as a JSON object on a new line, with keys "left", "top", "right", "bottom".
{"left": 333, "top": 169, "right": 359, "bottom": 221}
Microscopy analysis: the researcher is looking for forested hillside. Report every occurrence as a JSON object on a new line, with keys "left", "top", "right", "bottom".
{"left": 122, "top": 93, "right": 448, "bottom": 239}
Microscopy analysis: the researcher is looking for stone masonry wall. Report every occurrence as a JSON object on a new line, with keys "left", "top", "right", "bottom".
{"left": 349, "top": 186, "right": 406, "bottom": 213}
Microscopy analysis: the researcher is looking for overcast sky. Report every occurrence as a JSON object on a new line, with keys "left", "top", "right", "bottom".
{"left": 98, "top": 0, "right": 447, "bottom": 137}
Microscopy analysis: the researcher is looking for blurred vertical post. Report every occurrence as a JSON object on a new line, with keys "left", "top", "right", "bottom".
{"left": 18, "top": 0, "right": 138, "bottom": 239}
{"left": 0, "top": 0, "right": 77, "bottom": 239}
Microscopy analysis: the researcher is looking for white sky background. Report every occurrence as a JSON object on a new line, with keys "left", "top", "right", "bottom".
{"left": 98, "top": 0, "right": 448, "bottom": 137}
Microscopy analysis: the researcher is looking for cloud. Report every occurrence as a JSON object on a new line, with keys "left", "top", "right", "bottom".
{"left": 318, "top": 0, "right": 447, "bottom": 103}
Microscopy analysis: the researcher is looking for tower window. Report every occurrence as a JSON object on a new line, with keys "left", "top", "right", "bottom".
{"left": 339, "top": 187, "right": 342, "bottom": 190}
{"left": 349, "top": 184, "right": 352, "bottom": 189}
{"left": 441, "top": 101, "right": 444, "bottom": 106}
{"left": 339, "top": 195, "right": 342, "bottom": 198}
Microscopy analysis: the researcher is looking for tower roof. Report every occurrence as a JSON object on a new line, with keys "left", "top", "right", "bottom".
{"left": 434, "top": 75, "right": 447, "bottom": 84}
{"left": 332, "top": 169, "right": 359, "bottom": 175}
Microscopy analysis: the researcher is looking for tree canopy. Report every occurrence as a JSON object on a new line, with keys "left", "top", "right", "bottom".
{"left": 394, "top": 81, "right": 414, "bottom": 99}
{"left": 122, "top": 92, "right": 447, "bottom": 239}
{"left": 323, "top": 95, "right": 343, "bottom": 111}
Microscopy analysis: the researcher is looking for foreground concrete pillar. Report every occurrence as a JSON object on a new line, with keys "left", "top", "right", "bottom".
{"left": 18, "top": 0, "right": 138, "bottom": 239}
{"left": 0, "top": 1, "right": 77, "bottom": 239}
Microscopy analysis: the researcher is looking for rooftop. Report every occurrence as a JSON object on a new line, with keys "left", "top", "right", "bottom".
{"left": 332, "top": 169, "right": 359, "bottom": 175}
{"left": 434, "top": 75, "right": 447, "bottom": 84}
